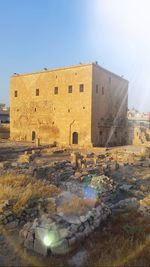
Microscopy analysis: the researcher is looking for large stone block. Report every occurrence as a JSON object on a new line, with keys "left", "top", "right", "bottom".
{"left": 51, "top": 239, "right": 69, "bottom": 255}
{"left": 34, "top": 238, "right": 47, "bottom": 256}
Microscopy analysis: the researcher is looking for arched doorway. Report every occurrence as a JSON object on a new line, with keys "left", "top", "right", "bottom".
{"left": 72, "top": 132, "right": 78, "bottom": 144}
{"left": 32, "top": 131, "right": 36, "bottom": 141}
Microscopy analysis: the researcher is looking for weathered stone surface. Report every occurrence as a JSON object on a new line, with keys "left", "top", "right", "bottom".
{"left": 34, "top": 238, "right": 47, "bottom": 256}
{"left": 5, "top": 221, "right": 18, "bottom": 229}
{"left": 51, "top": 239, "right": 69, "bottom": 255}
{"left": 119, "top": 184, "right": 133, "bottom": 192}
{"left": 112, "top": 198, "right": 139, "bottom": 211}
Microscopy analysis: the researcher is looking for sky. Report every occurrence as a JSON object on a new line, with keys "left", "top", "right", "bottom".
{"left": 0, "top": 0, "right": 150, "bottom": 112}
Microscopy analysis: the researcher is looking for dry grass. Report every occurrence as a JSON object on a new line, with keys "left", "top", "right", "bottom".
{"left": 140, "top": 195, "right": 150, "bottom": 206}
{"left": 0, "top": 174, "right": 60, "bottom": 213}
{"left": 28, "top": 211, "right": 150, "bottom": 267}
{"left": 82, "top": 212, "right": 150, "bottom": 267}
{"left": 57, "top": 196, "right": 86, "bottom": 215}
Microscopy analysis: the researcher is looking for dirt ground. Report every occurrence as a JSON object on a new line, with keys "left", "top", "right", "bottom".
{"left": 0, "top": 139, "right": 150, "bottom": 267}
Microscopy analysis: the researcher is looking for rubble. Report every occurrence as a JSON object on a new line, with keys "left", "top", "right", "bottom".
{"left": 1, "top": 142, "right": 150, "bottom": 259}
{"left": 20, "top": 201, "right": 111, "bottom": 256}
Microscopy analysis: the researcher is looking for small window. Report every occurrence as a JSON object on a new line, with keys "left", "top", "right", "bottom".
{"left": 83, "top": 107, "right": 85, "bottom": 109}
{"left": 75, "top": 72, "right": 77, "bottom": 75}
{"left": 14, "top": 90, "right": 18, "bottom": 97}
{"left": 68, "top": 85, "right": 72, "bottom": 93}
{"left": 79, "top": 84, "right": 84, "bottom": 92}
{"left": 68, "top": 109, "right": 70, "bottom": 113}
{"left": 96, "top": 84, "right": 99, "bottom": 93}
{"left": 100, "top": 131, "right": 102, "bottom": 136}
{"left": 102, "top": 86, "right": 104, "bottom": 95}
{"left": 115, "top": 131, "right": 117, "bottom": 137}
{"left": 54, "top": 87, "right": 58, "bottom": 94}
{"left": 35, "top": 108, "right": 36, "bottom": 112}
{"left": 36, "top": 89, "right": 39, "bottom": 96}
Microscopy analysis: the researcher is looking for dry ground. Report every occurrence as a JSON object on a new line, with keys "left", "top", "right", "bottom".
{"left": 0, "top": 140, "right": 150, "bottom": 267}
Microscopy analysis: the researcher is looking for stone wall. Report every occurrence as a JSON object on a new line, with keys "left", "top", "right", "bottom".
{"left": 10, "top": 63, "right": 128, "bottom": 147}
{"left": 127, "top": 126, "right": 150, "bottom": 145}
{"left": 10, "top": 64, "right": 92, "bottom": 147}
{"left": 20, "top": 203, "right": 111, "bottom": 256}
{"left": 92, "top": 64, "right": 128, "bottom": 147}
{"left": 0, "top": 124, "right": 10, "bottom": 139}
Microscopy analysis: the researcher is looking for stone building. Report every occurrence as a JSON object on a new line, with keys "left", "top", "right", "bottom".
{"left": 0, "top": 104, "right": 9, "bottom": 123}
{"left": 10, "top": 63, "right": 128, "bottom": 147}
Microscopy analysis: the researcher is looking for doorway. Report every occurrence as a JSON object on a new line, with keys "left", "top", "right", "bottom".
{"left": 72, "top": 132, "right": 78, "bottom": 144}
{"left": 32, "top": 131, "right": 36, "bottom": 141}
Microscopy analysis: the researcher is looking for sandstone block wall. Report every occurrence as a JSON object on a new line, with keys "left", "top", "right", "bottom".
{"left": 10, "top": 64, "right": 92, "bottom": 147}
{"left": 10, "top": 63, "right": 128, "bottom": 147}
{"left": 0, "top": 124, "right": 10, "bottom": 139}
{"left": 92, "top": 64, "right": 128, "bottom": 146}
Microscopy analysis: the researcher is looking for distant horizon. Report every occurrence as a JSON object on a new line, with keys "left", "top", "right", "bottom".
{"left": 0, "top": 0, "right": 150, "bottom": 112}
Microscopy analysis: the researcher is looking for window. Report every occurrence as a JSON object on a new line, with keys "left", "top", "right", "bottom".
{"left": 68, "top": 85, "right": 72, "bottom": 93}
{"left": 72, "top": 132, "right": 78, "bottom": 144}
{"left": 96, "top": 84, "right": 99, "bottom": 93}
{"left": 79, "top": 84, "right": 84, "bottom": 92}
{"left": 115, "top": 131, "right": 117, "bottom": 137}
{"left": 102, "top": 86, "right": 104, "bottom": 95}
{"left": 100, "top": 131, "right": 102, "bottom": 136}
{"left": 83, "top": 107, "right": 85, "bottom": 109}
{"left": 14, "top": 90, "right": 18, "bottom": 97}
{"left": 36, "top": 89, "right": 39, "bottom": 96}
{"left": 68, "top": 109, "right": 70, "bottom": 112}
{"left": 35, "top": 108, "right": 36, "bottom": 112}
{"left": 54, "top": 87, "right": 58, "bottom": 94}
{"left": 109, "top": 77, "right": 111, "bottom": 84}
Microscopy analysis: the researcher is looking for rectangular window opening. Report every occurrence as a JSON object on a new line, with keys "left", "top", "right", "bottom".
{"left": 36, "top": 89, "right": 39, "bottom": 96}
{"left": 14, "top": 90, "right": 18, "bottom": 97}
{"left": 96, "top": 84, "right": 99, "bottom": 93}
{"left": 102, "top": 86, "right": 104, "bottom": 95}
{"left": 79, "top": 84, "right": 84, "bottom": 92}
{"left": 54, "top": 87, "right": 58, "bottom": 95}
{"left": 68, "top": 85, "right": 72, "bottom": 93}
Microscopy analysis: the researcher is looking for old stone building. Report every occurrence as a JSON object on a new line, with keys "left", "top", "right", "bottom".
{"left": 10, "top": 63, "right": 128, "bottom": 147}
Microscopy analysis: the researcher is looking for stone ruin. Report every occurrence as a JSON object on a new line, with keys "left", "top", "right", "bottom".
{"left": 18, "top": 151, "right": 117, "bottom": 256}
{"left": 1, "top": 147, "right": 150, "bottom": 258}
{"left": 20, "top": 195, "right": 110, "bottom": 256}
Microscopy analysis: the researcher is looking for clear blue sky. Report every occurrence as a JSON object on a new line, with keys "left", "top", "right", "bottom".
{"left": 0, "top": 0, "right": 150, "bottom": 112}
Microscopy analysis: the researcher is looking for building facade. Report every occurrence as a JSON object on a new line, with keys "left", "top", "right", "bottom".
{"left": 0, "top": 104, "right": 9, "bottom": 123}
{"left": 10, "top": 63, "right": 128, "bottom": 147}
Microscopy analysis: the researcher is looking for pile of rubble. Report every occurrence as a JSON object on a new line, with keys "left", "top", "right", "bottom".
{"left": 20, "top": 201, "right": 111, "bottom": 256}
{"left": 0, "top": 199, "right": 40, "bottom": 229}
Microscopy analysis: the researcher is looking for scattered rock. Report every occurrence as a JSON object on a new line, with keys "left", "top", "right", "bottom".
{"left": 119, "top": 184, "right": 133, "bottom": 192}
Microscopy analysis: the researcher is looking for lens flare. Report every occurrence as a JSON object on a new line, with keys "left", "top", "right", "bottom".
{"left": 43, "top": 235, "right": 52, "bottom": 247}
{"left": 43, "top": 231, "right": 59, "bottom": 247}
{"left": 83, "top": 185, "right": 98, "bottom": 199}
